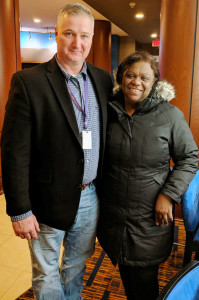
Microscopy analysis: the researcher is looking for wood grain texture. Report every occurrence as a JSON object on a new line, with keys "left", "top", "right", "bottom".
{"left": 14, "top": 0, "right": 21, "bottom": 71}
{"left": 190, "top": 2, "right": 199, "bottom": 147}
{"left": 0, "top": 0, "right": 21, "bottom": 190}
{"left": 86, "top": 41, "right": 94, "bottom": 65}
{"left": 93, "top": 20, "right": 111, "bottom": 73}
{"left": 0, "top": 0, "right": 21, "bottom": 130}
{"left": 159, "top": 0, "right": 197, "bottom": 123}
{"left": 159, "top": 0, "right": 199, "bottom": 218}
{"left": 0, "top": 132, "right": 2, "bottom": 194}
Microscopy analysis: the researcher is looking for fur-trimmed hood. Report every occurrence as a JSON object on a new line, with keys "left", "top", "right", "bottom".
{"left": 113, "top": 80, "right": 175, "bottom": 103}
{"left": 155, "top": 80, "right": 175, "bottom": 102}
{"left": 111, "top": 80, "right": 175, "bottom": 115}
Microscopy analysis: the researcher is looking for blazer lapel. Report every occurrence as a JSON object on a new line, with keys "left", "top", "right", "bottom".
{"left": 46, "top": 58, "right": 81, "bottom": 146}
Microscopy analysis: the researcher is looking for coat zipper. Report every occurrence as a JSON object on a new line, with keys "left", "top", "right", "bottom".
{"left": 121, "top": 116, "right": 134, "bottom": 263}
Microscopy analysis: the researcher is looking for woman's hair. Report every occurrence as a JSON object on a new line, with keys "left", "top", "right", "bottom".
{"left": 116, "top": 51, "right": 160, "bottom": 85}
{"left": 57, "top": 3, "right": 94, "bottom": 32}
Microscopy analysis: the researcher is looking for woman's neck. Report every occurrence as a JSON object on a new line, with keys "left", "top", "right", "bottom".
{"left": 124, "top": 102, "right": 136, "bottom": 116}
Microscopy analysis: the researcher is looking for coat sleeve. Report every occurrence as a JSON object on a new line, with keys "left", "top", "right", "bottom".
{"left": 160, "top": 106, "right": 198, "bottom": 203}
{"left": 1, "top": 71, "right": 32, "bottom": 216}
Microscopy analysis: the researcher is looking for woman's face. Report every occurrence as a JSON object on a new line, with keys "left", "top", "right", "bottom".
{"left": 122, "top": 61, "right": 156, "bottom": 107}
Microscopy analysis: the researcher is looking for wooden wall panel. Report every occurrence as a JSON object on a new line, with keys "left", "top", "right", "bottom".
{"left": 86, "top": 42, "right": 94, "bottom": 65}
{"left": 0, "top": 0, "right": 21, "bottom": 192}
{"left": 160, "top": 0, "right": 199, "bottom": 219}
{"left": 0, "top": 0, "right": 21, "bottom": 129}
{"left": 0, "top": 132, "right": 2, "bottom": 194}
{"left": 0, "top": 1, "right": 14, "bottom": 129}
{"left": 159, "top": 0, "right": 197, "bottom": 123}
{"left": 190, "top": 2, "right": 199, "bottom": 147}
{"left": 93, "top": 20, "right": 111, "bottom": 73}
{"left": 14, "top": 0, "right": 21, "bottom": 71}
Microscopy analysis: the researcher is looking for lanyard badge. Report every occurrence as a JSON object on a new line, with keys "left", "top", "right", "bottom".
{"left": 82, "top": 130, "right": 92, "bottom": 149}
{"left": 67, "top": 76, "right": 92, "bottom": 149}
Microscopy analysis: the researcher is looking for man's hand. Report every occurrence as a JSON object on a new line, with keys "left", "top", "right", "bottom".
{"left": 155, "top": 194, "right": 173, "bottom": 226}
{"left": 12, "top": 214, "right": 40, "bottom": 240}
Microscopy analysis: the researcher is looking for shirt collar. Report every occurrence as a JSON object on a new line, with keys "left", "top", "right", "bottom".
{"left": 55, "top": 54, "right": 87, "bottom": 81}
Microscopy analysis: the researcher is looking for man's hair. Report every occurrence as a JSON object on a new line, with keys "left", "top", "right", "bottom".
{"left": 57, "top": 3, "right": 94, "bottom": 31}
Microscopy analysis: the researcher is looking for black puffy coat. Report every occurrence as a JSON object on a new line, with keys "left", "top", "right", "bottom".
{"left": 97, "top": 81, "right": 198, "bottom": 267}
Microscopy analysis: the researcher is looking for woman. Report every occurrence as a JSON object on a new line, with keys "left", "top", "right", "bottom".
{"left": 97, "top": 51, "right": 198, "bottom": 300}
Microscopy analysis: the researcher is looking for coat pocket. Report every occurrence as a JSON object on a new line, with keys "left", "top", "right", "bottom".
{"left": 153, "top": 171, "right": 169, "bottom": 187}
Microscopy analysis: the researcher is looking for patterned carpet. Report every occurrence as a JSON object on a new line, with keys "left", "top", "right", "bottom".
{"left": 16, "top": 219, "right": 188, "bottom": 300}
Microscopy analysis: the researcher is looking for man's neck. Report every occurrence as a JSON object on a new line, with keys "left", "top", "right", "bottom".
{"left": 57, "top": 56, "right": 84, "bottom": 75}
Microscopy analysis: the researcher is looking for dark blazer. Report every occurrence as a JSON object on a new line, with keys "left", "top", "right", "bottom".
{"left": 1, "top": 56, "right": 113, "bottom": 230}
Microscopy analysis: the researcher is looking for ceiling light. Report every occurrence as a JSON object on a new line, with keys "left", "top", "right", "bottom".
{"left": 129, "top": 2, "right": 136, "bottom": 9}
{"left": 135, "top": 13, "right": 144, "bottom": 19}
{"left": 33, "top": 18, "right": 41, "bottom": 23}
{"left": 151, "top": 33, "right": 158, "bottom": 38}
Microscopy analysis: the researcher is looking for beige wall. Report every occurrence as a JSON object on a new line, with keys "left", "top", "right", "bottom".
{"left": 119, "top": 36, "right": 135, "bottom": 63}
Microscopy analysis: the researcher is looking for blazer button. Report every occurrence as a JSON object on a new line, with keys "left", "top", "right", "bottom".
{"left": 78, "top": 158, "right": 84, "bottom": 164}
{"left": 76, "top": 184, "right": 82, "bottom": 189}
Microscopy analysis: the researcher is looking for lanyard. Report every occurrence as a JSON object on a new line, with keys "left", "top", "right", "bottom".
{"left": 67, "top": 76, "right": 89, "bottom": 129}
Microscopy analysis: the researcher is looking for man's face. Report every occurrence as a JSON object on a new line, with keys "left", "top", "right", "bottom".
{"left": 55, "top": 13, "right": 93, "bottom": 69}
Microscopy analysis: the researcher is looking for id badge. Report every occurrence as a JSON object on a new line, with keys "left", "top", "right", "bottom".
{"left": 82, "top": 130, "right": 92, "bottom": 149}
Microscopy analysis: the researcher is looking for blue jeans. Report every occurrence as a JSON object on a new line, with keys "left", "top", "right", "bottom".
{"left": 28, "top": 183, "right": 99, "bottom": 300}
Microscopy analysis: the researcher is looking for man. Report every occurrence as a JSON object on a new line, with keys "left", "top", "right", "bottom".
{"left": 1, "top": 3, "right": 112, "bottom": 299}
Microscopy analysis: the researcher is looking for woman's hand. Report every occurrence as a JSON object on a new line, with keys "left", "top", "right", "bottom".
{"left": 155, "top": 194, "right": 173, "bottom": 226}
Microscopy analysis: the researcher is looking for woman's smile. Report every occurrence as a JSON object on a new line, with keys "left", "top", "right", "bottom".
{"left": 122, "top": 61, "right": 156, "bottom": 115}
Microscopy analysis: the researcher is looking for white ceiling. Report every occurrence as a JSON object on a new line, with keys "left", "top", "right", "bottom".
{"left": 19, "top": 0, "right": 128, "bottom": 36}
{"left": 19, "top": 0, "right": 161, "bottom": 43}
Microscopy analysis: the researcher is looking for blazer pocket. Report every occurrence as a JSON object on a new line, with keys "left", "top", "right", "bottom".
{"left": 36, "top": 169, "right": 52, "bottom": 183}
